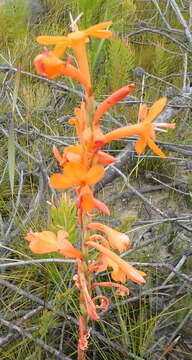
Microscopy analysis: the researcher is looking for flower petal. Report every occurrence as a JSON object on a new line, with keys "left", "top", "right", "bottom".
{"left": 49, "top": 173, "right": 74, "bottom": 190}
{"left": 93, "top": 198, "right": 110, "bottom": 216}
{"left": 34, "top": 51, "right": 65, "bottom": 79}
{"left": 85, "top": 21, "right": 112, "bottom": 32}
{"left": 36, "top": 36, "right": 68, "bottom": 45}
{"left": 52, "top": 43, "right": 68, "bottom": 57}
{"left": 88, "top": 222, "right": 131, "bottom": 253}
{"left": 59, "top": 239, "right": 83, "bottom": 259}
{"left": 86, "top": 241, "right": 146, "bottom": 284}
{"left": 52, "top": 145, "right": 64, "bottom": 163}
{"left": 87, "top": 30, "right": 112, "bottom": 38}
{"left": 25, "top": 230, "right": 58, "bottom": 254}
{"left": 138, "top": 104, "right": 148, "bottom": 122}
{"left": 86, "top": 165, "right": 104, "bottom": 185}
{"left": 92, "top": 281, "right": 129, "bottom": 296}
{"left": 79, "top": 185, "right": 94, "bottom": 212}
{"left": 145, "top": 97, "right": 167, "bottom": 123}
{"left": 134, "top": 137, "right": 147, "bottom": 154}
{"left": 147, "top": 138, "right": 166, "bottom": 158}
{"left": 98, "top": 151, "right": 117, "bottom": 165}
{"left": 64, "top": 162, "right": 86, "bottom": 184}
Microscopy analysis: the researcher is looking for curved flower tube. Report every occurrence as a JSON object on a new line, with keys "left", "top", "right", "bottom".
{"left": 88, "top": 222, "right": 131, "bottom": 253}
{"left": 92, "top": 282, "right": 129, "bottom": 296}
{"left": 76, "top": 260, "right": 99, "bottom": 321}
{"left": 34, "top": 51, "right": 91, "bottom": 95}
{"left": 87, "top": 240, "right": 146, "bottom": 284}
{"left": 36, "top": 21, "right": 112, "bottom": 87}
{"left": 94, "top": 83, "right": 135, "bottom": 126}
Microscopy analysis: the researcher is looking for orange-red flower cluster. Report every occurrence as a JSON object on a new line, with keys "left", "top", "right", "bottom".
{"left": 34, "top": 22, "right": 174, "bottom": 219}
{"left": 87, "top": 224, "right": 146, "bottom": 285}
{"left": 26, "top": 19, "right": 176, "bottom": 355}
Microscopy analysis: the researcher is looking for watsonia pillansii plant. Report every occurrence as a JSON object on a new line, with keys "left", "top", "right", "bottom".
{"left": 26, "top": 17, "right": 175, "bottom": 359}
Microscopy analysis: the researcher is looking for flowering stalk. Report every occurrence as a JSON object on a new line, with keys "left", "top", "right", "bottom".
{"left": 25, "top": 17, "right": 175, "bottom": 359}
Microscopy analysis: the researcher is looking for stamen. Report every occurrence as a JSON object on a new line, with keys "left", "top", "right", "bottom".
{"left": 69, "top": 12, "right": 84, "bottom": 31}
{"left": 154, "top": 127, "right": 167, "bottom": 133}
{"left": 154, "top": 123, "right": 175, "bottom": 129}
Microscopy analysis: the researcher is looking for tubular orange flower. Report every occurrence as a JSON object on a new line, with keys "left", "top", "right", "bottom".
{"left": 52, "top": 144, "right": 82, "bottom": 166}
{"left": 88, "top": 222, "right": 131, "bottom": 253}
{"left": 78, "top": 184, "right": 94, "bottom": 212}
{"left": 104, "top": 97, "right": 175, "bottom": 158}
{"left": 78, "top": 315, "right": 89, "bottom": 351}
{"left": 82, "top": 126, "right": 106, "bottom": 152}
{"left": 92, "top": 282, "right": 129, "bottom": 296}
{"left": 94, "top": 83, "right": 135, "bottom": 126}
{"left": 93, "top": 199, "right": 110, "bottom": 216}
{"left": 34, "top": 51, "right": 91, "bottom": 95}
{"left": 76, "top": 260, "right": 99, "bottom": 321}
{"left": 36, "top": 22, "right": 113, "bottom": 55}
{"left": 97, "top": 151, "right": 117, "bottom": 165}
{"left": 50, "top": 163, "right": 105, "bottom": 212}
{"left": 25, "top": 229, "right": 83, "bottom": 258}
{"left": 50, "top": 162, "right": 104, "bottom": 190}
{"left": 53, "top": 144, "right": 116, "bottom": 168}
{"left": 36, "top": 21, "right": 112, "bottom": 88}
{"left": 87, "top": 240, "right": 146, "bottom": 284}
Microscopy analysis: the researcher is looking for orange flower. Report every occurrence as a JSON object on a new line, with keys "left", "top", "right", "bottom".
{"left": 92, "top": 295, "right": 109, "bottom": 312}
{"left": 50, "top": 162, "right": 104, "bottom": 190}
{"left": 34, "top": 51, "right": 91, "bottom": 95}
{"left": 78, "top": 316, "right": 89, "bottom": 351}
{"left": 94, "top": 83, "right": 135, "bottom": 126}
{"left": 36, "top": 22, "right": 112, "bottom": 56}
{"left": 36, "top": 22, "right": 112, "bottom": 88}
{"left": 97, "top": 151, "right": 117, "bottom": 165}
{"left": 52, "top": 144, "right": 82, "bottom": 166}
{"left": 92, "top": 282, "right": 129, "bottom": 296}
{"left": 76, "top": 260, "right": 99, "bottom": 321}
{"left": 87, "top": 240, "right": 146, "bottom": 284}
{"left": 78, "top": 184, "right": 94, "bottom": 212}
{"left": 50, "top": 163, "right": 104, "bottom": 212}
{"left": 25, "top": 229, "right": 82, "bottom": 258}
{"left": 93, "top": 199, "right": 110, "bottom": 216}
{"left": 53, "top": 144, "right": 116, "bottom": 168}
{"left": 88, "top": 222, "right": 131, "bottom": 253}
{"left": 105, "top": 97, "right": 175, "bottom": 158}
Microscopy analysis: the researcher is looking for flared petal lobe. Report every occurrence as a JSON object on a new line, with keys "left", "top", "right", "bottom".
{"left": 135, "top": 137, "right": 147, "bottom": 154}
{"left": 25, "top": 230, "right": 59, "bottom": 253}
{"left": 145, "top": 97, "right": 167, "bottom": 123}
{"left": 49, "top": 173, "right": 75, "bottom": 190}
{"left": 86, "top": 165, "right": 105, "bottom": 185}
{"left": 25, "top": 229, "right": 82, "bottom": 259}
